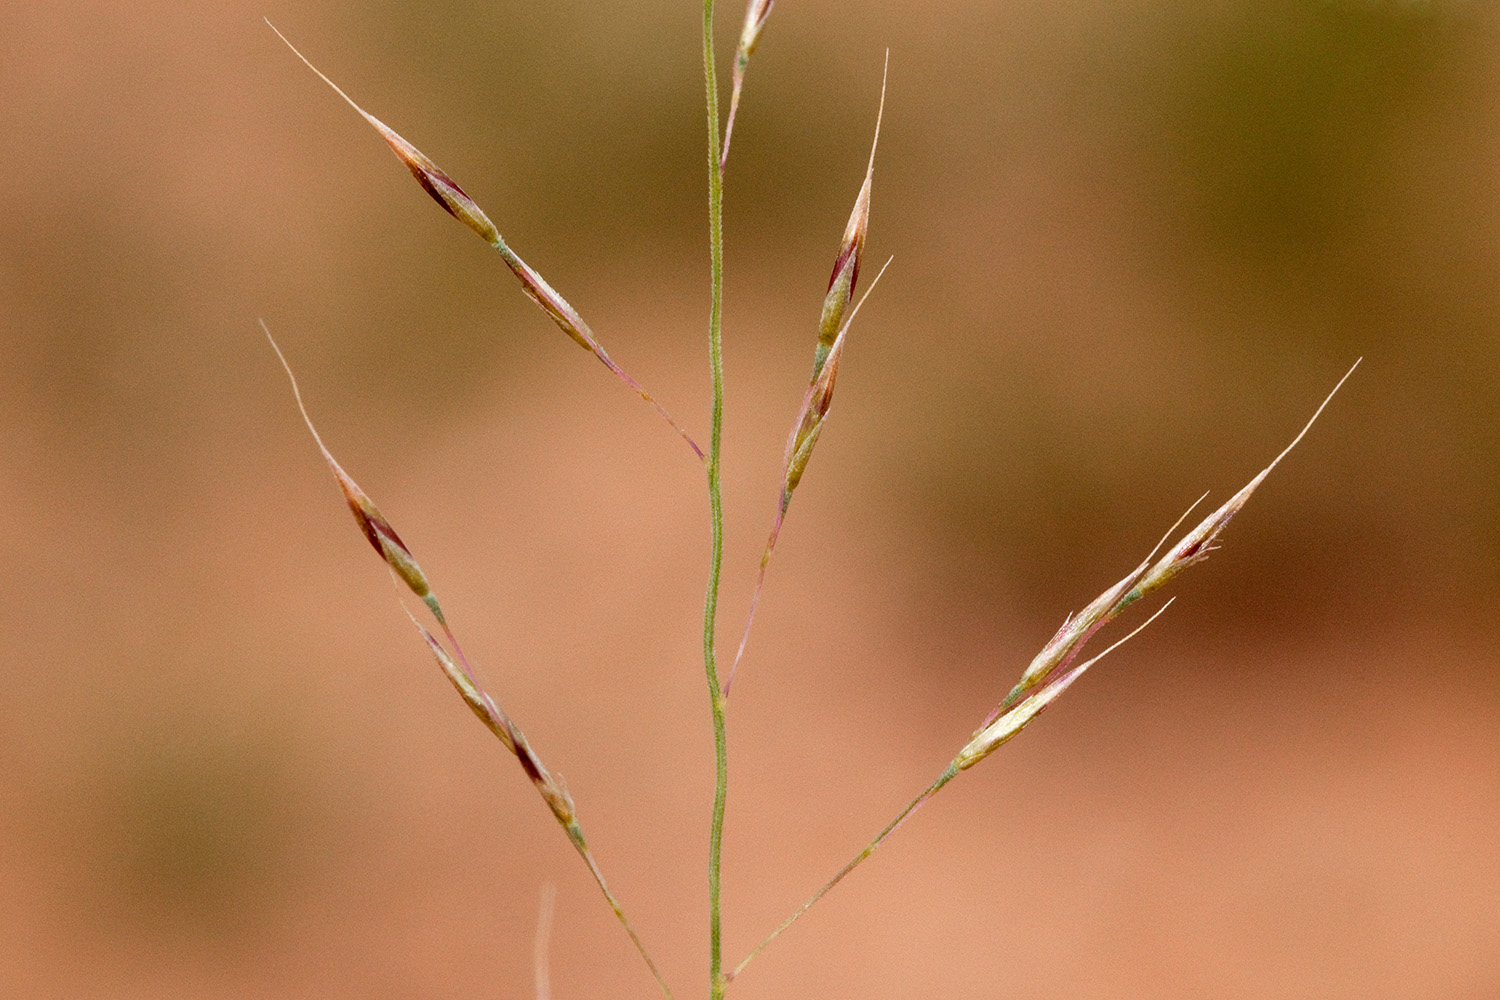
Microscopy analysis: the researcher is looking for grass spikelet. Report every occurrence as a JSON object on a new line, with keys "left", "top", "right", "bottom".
{"left": 813, "top": 54, "right": 887, "bottom": 384}
{"left": 783, "top": 257, "right": 893, "bottom": 513}
{"left": 1129, "top": 358, "right": 1363, "bottom": 602}
{"left": 955, "top": 599, "right": 1174, "bottom": 769}
{"left": 722, "top": 257, "right": 891, "bottom": 696}
{"left": 719, "top": 0, "right": 776, "bottom": 174}
{"left": 266, "top": 21, "right": 497, "bottom": 242}
{"left": 728, "top": 362, "right": 1360, "bottom": 979}
{"left": 264, "top": 320, "right": 674, "bottom": 999}
{"left": 266, "top": 21, "right": 704, "bottom": 461}
{"left": 410, "top": 613, "right": 517, "bottom": 756}
{"left": 263, "top": 322, "right": 449, "bottom": 627}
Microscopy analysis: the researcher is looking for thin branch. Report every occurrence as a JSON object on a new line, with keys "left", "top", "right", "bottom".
{"left": 727, "top": 765, "right": 959, "bottom": 984}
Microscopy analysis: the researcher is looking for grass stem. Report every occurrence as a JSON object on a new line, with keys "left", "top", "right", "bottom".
{"left": 701, "top": 1, "right": 730, "bottom": 998}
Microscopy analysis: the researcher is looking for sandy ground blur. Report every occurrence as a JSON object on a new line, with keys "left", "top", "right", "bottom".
{"left": 2, "top": 0, "right": 1498, "bottom": 997}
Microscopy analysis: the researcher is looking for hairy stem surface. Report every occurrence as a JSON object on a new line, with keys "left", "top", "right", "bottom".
{"left": 701, "top": 1, "right": 729, "bottom": 998}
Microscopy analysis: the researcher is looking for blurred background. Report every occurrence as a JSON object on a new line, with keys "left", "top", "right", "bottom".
{"left": 2, "top": 0, "right": 1497, "bottom": 996}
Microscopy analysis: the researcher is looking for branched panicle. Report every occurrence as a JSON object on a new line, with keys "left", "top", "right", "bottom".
{"left": 265, "top": 10, "right": 1364, "bottom": 996}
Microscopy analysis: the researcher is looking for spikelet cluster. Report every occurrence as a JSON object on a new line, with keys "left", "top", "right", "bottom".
{"left": 724, "top": 62, "right": 889, "bottom": 696}
{"left": 786, "top": 57, "right": 888, "bottom": 513}
{"left": 264, "top": 325, "right": 578, "bottom": 827}
{"left": 955, "top": 361, "right": 1360, "bottom": 770}
{"left": 268, "top": 22, "right": 703, "bottom": 460}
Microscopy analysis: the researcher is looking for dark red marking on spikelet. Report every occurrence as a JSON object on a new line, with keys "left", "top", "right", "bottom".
{"left": 826, "top": 244, "right": 858, "bottom": 292}
{"left": 400, "top": 160, "right": 469, "bottom": 217}
{"left": 409, "top": 166, "right": 453, "bottom": 213}
{"left": 335, "top": 484, "right": 385, "bottom": 556}
{"left": 517, "top": 746, "right": 544, "bottom": 783}
{"left": 369, "top": 517, "right": 414, "bottom": 558}
{"left": 814, "top": 378, "right": 837, "bottom": 420}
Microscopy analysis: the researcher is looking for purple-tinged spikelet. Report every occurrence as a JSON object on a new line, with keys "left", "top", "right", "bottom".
{"left": 331, "top": 463, "right": 432, "bottom": 604}
{"left": 1131, "top": 359, "right": 1362, "bottom": 602}
{"left": 263, "top": 323, "right": 448, "bottom": 626}
{"left": 812, "top": 55, "right": 887, "bottom": 383}
{"left": 956, "top": 601, "right": 1175, "bottom": 770}
{"left": 1013, "top": 556, "right": 1154, "bottom": 695}
{"left": 964, "top": 360, "right": 1361, "bottom": 766}
{"left": 414, "top": 619, "right": 517, "bottom": 755}
{"left": 781, "top": 257, "right": 891, "bottom": 514}
{"left": 720, "top": 0, "right": 777, "bottom": 173}
{"left": 367, "top": 122, "right": 500, "bottom": 244}
{"left": 267, "top": 22, "right": 704, "bottom": 461}
{"left": 266, "top": 22, "right": 499, "bottom": 245}
{"left": 410, "top": 613, "right": 575, "bottom": 825}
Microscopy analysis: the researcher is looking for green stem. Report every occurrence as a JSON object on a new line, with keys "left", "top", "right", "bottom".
{"left": 701, "top": 2, "right": 728, "bottom": 999}
{"left": 726, "top": 763, "right": 961, "bottom": 985}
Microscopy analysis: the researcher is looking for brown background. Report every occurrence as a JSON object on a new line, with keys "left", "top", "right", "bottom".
{"left": 2, "top": 0, "right": 1497, "bottom": 997}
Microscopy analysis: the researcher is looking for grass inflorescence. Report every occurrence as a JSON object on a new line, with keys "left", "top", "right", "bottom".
{"left": 264, "top": 8, "right": 1360, "bottom": 997}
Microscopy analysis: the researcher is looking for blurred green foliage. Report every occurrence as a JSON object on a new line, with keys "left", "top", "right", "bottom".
{"left": 1162, "top": 0, "right": 1466, "bottom": 264}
